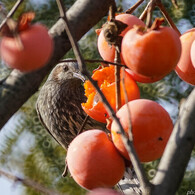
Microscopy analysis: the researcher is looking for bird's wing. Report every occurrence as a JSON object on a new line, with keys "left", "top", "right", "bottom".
{"left": 36, "top": 102, "right": 62, "bottom": 146}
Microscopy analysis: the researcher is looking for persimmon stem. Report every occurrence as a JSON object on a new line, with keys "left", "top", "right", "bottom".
{"left": 140, "top": 0, "right": 181, "bottom": 35}
{"left": 126, "top": 0, "right": 144, "bottom": 14}
{"left": 0, "top": 0, "right": 24, "bottom": 31}
{"left": 109, "top": 4, "right": 115, "bottom": 20}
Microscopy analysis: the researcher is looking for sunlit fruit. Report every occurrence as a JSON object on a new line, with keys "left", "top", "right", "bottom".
{"left": 0, "top": 24, "right": 53, "bottom": 72}
{"left": 111, "top": 99, "right": 173, "bottom": 162}
{"left": 121, "top": 20, "right": 181, "bottom": 78}
{"left": 82, "top": 66, "right": 140, "bottom": 123}
{"left": 87, "top": 188, "right": 122, "bottom": 195}
{"left": 97, "top": 14, "right": 145, "bottom": 64}
{"left": 191, "top": 40, "right": 195, "bottom": 68}
{"left": 175, "top": 28, "right": 195, "bottom": 85}
{"left": 66, "top": 130, "right": 125, "bottom": 190}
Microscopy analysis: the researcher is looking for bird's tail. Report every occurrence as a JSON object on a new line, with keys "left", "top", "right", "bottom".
{"left": 117, "top": 167, "right": 142, "bottom": 195}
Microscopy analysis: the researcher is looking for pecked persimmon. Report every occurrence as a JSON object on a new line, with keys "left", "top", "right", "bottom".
{"left": 82, "top": 66, "right": 140, "bottom": 123}
{"left": 66, "top": 130, "right": 125, "bottom": 190}
{"left": 111, "top": 99, "right": 173, "bottom": 162}
{"left": 175, "top": 28, "right": 195, "bottom": 85}
{"left": 97, "top": 14, "right": 145, "bottom": 64}
{"left": 0, "top": 24, "right": 53, "bottom": 72}
{"left": 121, "top": 19, "right": 181, "bottom": 78}
{"left": 191, "top": 40, "right": 195, "bottom": 68}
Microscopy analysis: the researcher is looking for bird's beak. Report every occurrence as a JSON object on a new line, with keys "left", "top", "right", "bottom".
{"left": 73, "top": 72, "right": 85, "bottom": 82}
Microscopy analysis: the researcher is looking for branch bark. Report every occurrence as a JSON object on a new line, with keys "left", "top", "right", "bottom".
{"left": 151, "top": 87, "right": 195, "bottom": 195}
{"left": 0, "top": 0, "right": 113, "bottom": 130}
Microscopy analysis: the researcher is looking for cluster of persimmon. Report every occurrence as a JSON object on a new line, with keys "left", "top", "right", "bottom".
{"left": 0, "top": 12, "right": 53, "bottom": 72}
{"left": 66, "top": 13, "right": 183, "bottom": 191}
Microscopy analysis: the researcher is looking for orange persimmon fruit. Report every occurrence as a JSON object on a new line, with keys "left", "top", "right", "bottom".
{"left": 191, "top": 40, "right": 195, "bottom": 68}
{"left": 66, "top": 130, "right": 125, "bottom": 190}
{"left": 82, "top": 66, "right": 140, "bottom": 123}
{"left": 175, "top": 28, "right": 195, "bottom": 85}
{"left": 111, "top": 99, "right": 173, "bottom": 162}
{"left": 0, "top": 19, "right": 53, "bottom": 72}
{"left": 125, "top": 68, "right": 164, "bottom": 83}
{"left": 121, "top": 19, "right": 181, "bottom": 78}
{"left": 97, "top": 14, "right": 145, "bottom": 64}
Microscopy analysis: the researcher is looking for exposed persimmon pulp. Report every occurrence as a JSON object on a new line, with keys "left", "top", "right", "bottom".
{"left": 82, "top": 66, "right": 140, "bottom": 123}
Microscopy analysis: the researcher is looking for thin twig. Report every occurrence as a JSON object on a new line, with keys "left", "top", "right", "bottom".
{"left": 0, "top": 170, "right": 65, "bottom": 195}
{"left": 171, "top": 0, "right": 179, "bottom": 9}
{"left": 146, "top": 0, "right": 155, "bottom": 28}
{"left": 109, "top": 3, "right": 122, "bottom": 112}
{"left": 109, "top": 4, "right": 115, "bottom": 20}
{"left": 77, "top": 115, "right": 90, "bottom": 134}
{"left": 121, "top": 67, "right": 133, "bottom": 141}
{"left": 126, "top": 0, "right": 145, "bottom": 14}
{"left": 156, "top": 0, "right": 181, "bottom": 35}
{"left": 139, "top": 1, "right": 151, "bottom": 21}
{"left": 56, "top": 0, "right": 151, "bottom": 194}
{"left": 0, "top": 0, "right": 24, "bottom": 31}
{"left": 59, "top": 59, "right": 126, "bottom": 68}
{"left": 121, "top": 67, "right": 151, "bottom": 195}
{"left": 114, "top": 47, "right": 121, "bottom": 111}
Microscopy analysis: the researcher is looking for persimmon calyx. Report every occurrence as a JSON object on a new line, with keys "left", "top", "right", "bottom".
{"left": 18, "top": 12, "right": 35, "bottom": 32}
{"left": 102, "top": 19, "right": 128, "bottom": 47}
{"left": 150, "top": 17, "right": 165, "bottom": 31}
{"left": 0, "top": 12, "right": 35, "bottom": 37}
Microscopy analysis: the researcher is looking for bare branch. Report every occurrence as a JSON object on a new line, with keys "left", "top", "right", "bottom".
{"left": 156, "top": 0, "right": 181, "bottom": 35}
{"left": 0, "top": 0, "right": 24, "bottom": 31}
{"left": 126, "top": 0, "right": 145, "bottom": 14}
{"left": 0, "top": 170, "right": 65, "bottom": 195}
{"left": 0, "top": 0, "right": 113, "bottom": 130}
{"left": 152, "top": 88, "right": 195, "bottom": 195}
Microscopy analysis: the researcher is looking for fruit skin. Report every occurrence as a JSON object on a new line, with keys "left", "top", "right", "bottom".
{"left": 82, "top": 66, "right": 140, "bottom": 123}
{"left": 66, "top": 130, "right": 125, "bottom": 190}
{"left": 125, "top": 68, "right": 164, "bottom": 83}
{"left": 121, "top": 26, "right": 181, "bottom": 78}
{"left": 97, "top": 14, "right": 145, "bottom": 64}
{"left": 87, "top": 188, "right": 122, "bottom": 195}
{"left": 175, "top": 28, "right": 195, "bottom": 85}
{"left": 191, "top": 40, "right": 195, "bottom": 68}
{"left": 111, "top": 99, "right": 173, "bottom": 162}
{"left": 0, "top": 24, "right": 53, "bottom": 72}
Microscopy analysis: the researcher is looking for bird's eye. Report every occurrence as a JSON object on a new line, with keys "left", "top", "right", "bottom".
{"left": 63, "top": 65, "right": 69, "bottom": 72}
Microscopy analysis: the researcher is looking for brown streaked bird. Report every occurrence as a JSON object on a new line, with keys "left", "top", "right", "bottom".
{"left": 36, "top": 61, "right": 141, "bottom": 194}
{"left": 36, "top": 61, "right": 106, "bottom": 149}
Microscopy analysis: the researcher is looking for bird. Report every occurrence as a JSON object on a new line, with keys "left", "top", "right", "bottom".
{"left": 36, "top": 60, "right": 106, "bottom": 149}
{"left": 36, "top": 60, "right": 142, "bottom": 194}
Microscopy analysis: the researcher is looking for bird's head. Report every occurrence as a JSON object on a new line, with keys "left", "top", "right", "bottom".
{"left": 47, "top": 61, "right": 85, "bottom": 85}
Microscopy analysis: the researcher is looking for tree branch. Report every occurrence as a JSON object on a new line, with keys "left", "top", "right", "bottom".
{"left": 0, "top": 169, "right": 65, "bottom": 195}
{"left": 0, "top": 0, "right": 113, "bottom": 130}
{"left": 151, "top": 88, "right": 195, "bottom": 195}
